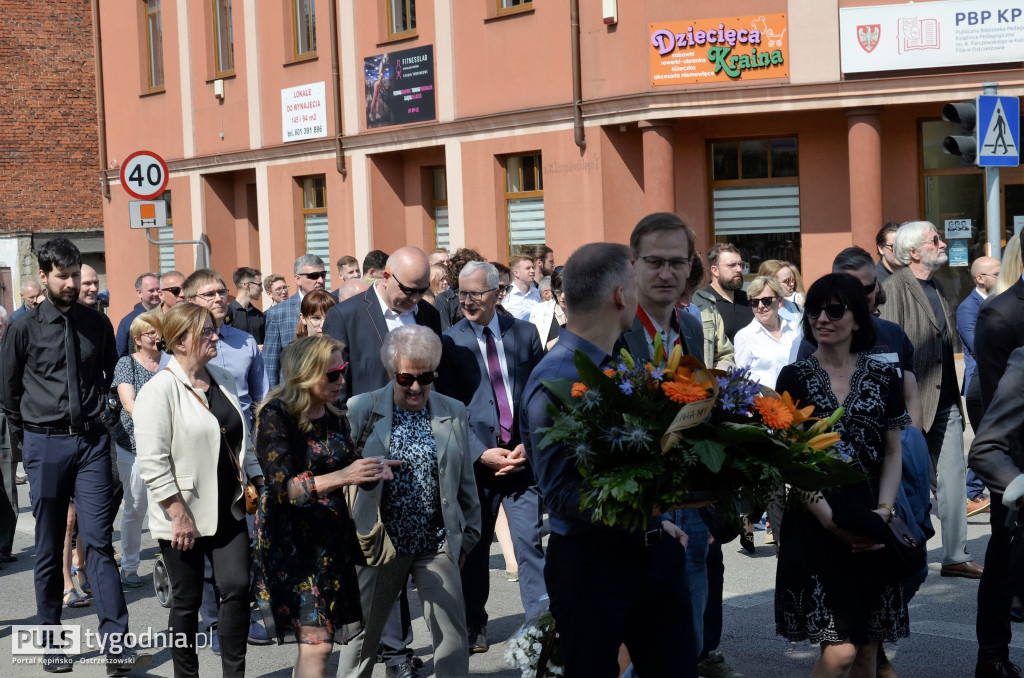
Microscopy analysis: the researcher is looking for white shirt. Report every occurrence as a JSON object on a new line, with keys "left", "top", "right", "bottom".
{"left": 639, "top": 307, "right": 680, "bottom": 361}
{"left": 733, "top": 316, "right": 802, "bottom": 390}
{"left": 470, "top": 314, "right": 514, "bottom": 417}
{"left": 373, "top": 281, "right": 417, "bottom": 332}
{"left": 502, "top": 283, "right": 541, "bottom": 321}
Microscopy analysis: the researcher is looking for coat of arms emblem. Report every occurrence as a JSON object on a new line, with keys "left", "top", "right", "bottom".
{"left": 857, "top": 24, "right": 880, "bottom": 52}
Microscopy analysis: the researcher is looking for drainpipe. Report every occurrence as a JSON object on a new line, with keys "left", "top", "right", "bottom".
{"left": 570, "top": 0, "right": 586, "bottom": 150}
{"left": 91, "top": 0, "right": 110, "bottom": 199}
{"left": 328, "top": 0, "right": 347, "bottom": 176}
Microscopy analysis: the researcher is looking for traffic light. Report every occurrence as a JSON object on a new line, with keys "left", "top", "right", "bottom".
{"left": 942, "top": 99, "right": 978, "bottom": 165}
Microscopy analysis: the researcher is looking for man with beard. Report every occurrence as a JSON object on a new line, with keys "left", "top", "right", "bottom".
{"left": 0, "top": 238, "right": 149, "bottom": 673}
{"left": 880, "top": 222, "right": 981, "bottom": 579}
{"left": 704, "top": 243, "right": 753, "bottom": 343}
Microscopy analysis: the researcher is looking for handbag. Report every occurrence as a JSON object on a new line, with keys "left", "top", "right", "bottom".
{"left": 883, "top": 511, "right": 926, "bottom": 580}
{"left": 344, "top": 392, "right": 394, "bottom": 567}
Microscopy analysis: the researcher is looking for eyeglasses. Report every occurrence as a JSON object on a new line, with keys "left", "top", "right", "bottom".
{"left": 298, "top": 271, "right": 327, "bottom": 281}
{"left": 456, "top": 288, "right": 497, "bottom": 302}
{"left": 196, "top": 288, "right": 229, "bottom": 301}
{"left": 303, "top": 315, "right": 326, "bottom": 326}
{"left": 748, "top": 296, "right": 777, "bottom": 309}
{"left": 394, "top": 371, "right": 437, "bottom": 387}
{"left": 497, "top": 284, "right": 510, "bottom": 295}
{"left": 922, "top": 235, "right": 941, "bottom": 247}
{"left": 160, "top": 286, "right": 182, "bottom": 296}
{"left": 805, "top": 303, "right": 849, "bottom": 322}
{"left": 198, "top": 327, "right": 217, "bottom": 338}
{"left": 862, "top": 280, "right": 878, "bottom": 295}
{"left": 326, "top": 363, "right": 349, "bottom": 383}
{"left": 639, "top": 255, "right": 690, "bottom": 271}
{"left": 140, "top": 330, "right": 159, "bottom": 340}
{"left": 385, "top": 267, "right": 430, "bottom": 297}
{"left": 721, "top": 261, "right": 748, "bottom": 270}
{"left": 882, "top": 243, "right": 894, "bottom": 251}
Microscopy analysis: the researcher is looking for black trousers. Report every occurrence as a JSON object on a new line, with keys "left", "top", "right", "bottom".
{"left": 976, "top": 494, "right": 1018, "bottom": 664}
{"left": 0, "top": 414, "right": 18, "bottom": 556}
{"left": 159, "top": 515, "right": 250, "bottom": 678}
{"left": 701, "top": 540, "right": 725, "bottom": 659}
{"left": 545, "top": 532, "right": 697, "bottom": 678}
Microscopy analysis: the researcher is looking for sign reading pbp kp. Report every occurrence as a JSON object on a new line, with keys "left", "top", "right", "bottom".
{"left": 119, "top": 150, "right": 169, "bottom": 200}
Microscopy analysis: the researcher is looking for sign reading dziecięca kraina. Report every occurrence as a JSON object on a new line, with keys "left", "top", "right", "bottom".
{"left": 649, "top": 14, "right": 789, "bottom": 87}
{"left": 839, "top": 0, "right": 1024, "bottom": 74}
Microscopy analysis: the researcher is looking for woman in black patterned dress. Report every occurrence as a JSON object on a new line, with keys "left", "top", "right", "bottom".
{"left": 774, "top": 274, "right": 911, "bottom": 678}
{"left": 252, "top": 335, "right": 398, "bottom": 678}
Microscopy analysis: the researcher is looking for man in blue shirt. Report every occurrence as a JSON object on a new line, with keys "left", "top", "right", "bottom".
{"left": 115, "top": 272, "right": 161, "bottom": 358}
{"left": 522, "top": 242, "right": 697, "bottom": 678}
{"left": 9, "top": 279, "right": 43, "bottom": 323}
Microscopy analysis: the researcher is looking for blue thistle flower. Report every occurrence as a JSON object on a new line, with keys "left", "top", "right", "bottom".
{"left": 602, "top": 426, "right": 625, "bottom": 451}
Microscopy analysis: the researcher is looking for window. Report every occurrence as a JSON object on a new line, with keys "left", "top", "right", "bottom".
{"left": 212, "top": 0, "right": 234, "bottom": 76}
{"left": 498, "top": 0, "right": 531, "bottom": 14}
{"left": 709, "top": 137, "right": 800, "bottom": 274}
{"left": 144, "top": 0, "right": 164, "bottom": 91}
{"left": 302, "top": 176, "right": 331, "bottom": 289}
{"left": 504, "top": 154, "right": 545, "bottom": 256}
{"left": 158, "top": 191, "right": 175, "bottom": 273}
{"left": 387, "top": 0, "right": 416, "bottom": 39}
{"left": 293, "top": 0, "right": 316, "bottom": 59}
{"left": 431, "top": 167, "right": 449, "bottom": 251}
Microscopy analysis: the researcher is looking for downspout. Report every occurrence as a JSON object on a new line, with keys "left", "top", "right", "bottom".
{"left": 91, "top": 0, "right": 110, "bottom": 199}
{"left": 328, "top": 0, "right": 347, "bottom": 176}
{"left": 570, "top": 0, "right": 586, "bottom": 149}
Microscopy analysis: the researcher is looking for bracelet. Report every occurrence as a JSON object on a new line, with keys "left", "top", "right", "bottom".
{"left": 877, "top": 503, "right": 895, "bottom": 522}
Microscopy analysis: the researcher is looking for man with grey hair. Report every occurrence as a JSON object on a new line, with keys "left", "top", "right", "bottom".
{"left": 437, "top": 260, "right": 546, "bottom": 655}
{"left": 9, "top": 279, "right": 43, "bottom": 323}
{"left": 115, "top": 272, "right": 161, "bottom": 357}
{"left": 880, "top": 221, "right": 981, "bottom": 579}
{"left": 263, "top": 254, "right": 326, "bottom": 387}
{"left": 522, "top": 243, "right": 697, "bottom": 677}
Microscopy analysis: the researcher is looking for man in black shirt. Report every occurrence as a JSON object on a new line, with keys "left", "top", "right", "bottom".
{"left": 0, "top": 238, "right": 148, "bottom": 673}
{"left": 703, "top": 243, "right": 753, "bottom": 343}
{"left": 225, "top": 266, "right": 265, "bottom": 345}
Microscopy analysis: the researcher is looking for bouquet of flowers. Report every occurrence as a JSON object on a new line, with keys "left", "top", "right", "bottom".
{"left": 505, "top": 598, "right": 563, "bottom": 677}
{"left": 537, "top": 337, "right": 863, "bottom": 530}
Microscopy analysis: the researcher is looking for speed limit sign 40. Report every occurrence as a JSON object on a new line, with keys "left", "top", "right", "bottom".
{"left": 119, "top": 150, "right": 169, "bottom": 200}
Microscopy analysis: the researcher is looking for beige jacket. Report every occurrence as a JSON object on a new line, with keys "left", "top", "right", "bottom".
{"left": 691, "top": 290, "right": 736, "bottom": 369}
{"left": 135, "top": 357, "right": 261, "bottom": 540}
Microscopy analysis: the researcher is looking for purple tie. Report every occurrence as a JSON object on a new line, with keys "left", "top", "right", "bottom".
{"left": 484, "top": 327, "right": 513, "bottom": 444}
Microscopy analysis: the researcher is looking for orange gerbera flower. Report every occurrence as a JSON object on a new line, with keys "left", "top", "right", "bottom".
{"left": 754, "top": 395, "right": 794, "bottom": 430}
{"left": 779, "top": 391, "right": 816, "bottom": 424}
{"left": 603, "top": 368, "right": 616, "bottom": 378}
{"left": 571, "top": 382, "right": 588, "bottom": 398}
{"left": 662, "top": 380, "right": 709, "bottom": 404}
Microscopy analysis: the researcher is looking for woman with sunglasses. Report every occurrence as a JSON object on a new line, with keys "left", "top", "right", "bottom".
{"left": 295, "top": 289, "right": 337, "bottom": 338}
{"left": 336, "top": 325, "right": 480, "bottom": 678}
{"left": 135, "top": 302, "right": 264, "bottom": 678}
{"left": 111, "top": 310, "right": 170, "bottom": 589}
{"left": 774, "top": 274, "right": 910, "bottom": 678}
{"left": 251, "top": 335, "right": 394, "bottom": 677}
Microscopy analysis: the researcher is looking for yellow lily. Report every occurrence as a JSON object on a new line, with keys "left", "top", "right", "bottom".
{"left": 667, "top": 344, "right": 683, "bottom": 373}
{"left": 779, "top": 391, "right": 816, "bottom": 425}
{"left": 807, "top": 432, "right": 841, "bottom": 451}
{"left": 807, "top": 406, "right": 844, "bottom": 435}
{"left": 620, "top": 348, "right": 636, "bottom": 369}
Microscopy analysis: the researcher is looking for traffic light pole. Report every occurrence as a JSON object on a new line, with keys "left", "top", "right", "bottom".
{"left": 983, "top": 83, "right": 1001, "bottom": 259}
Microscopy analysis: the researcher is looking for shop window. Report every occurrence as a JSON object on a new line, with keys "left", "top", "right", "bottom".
{"left": 387, "top": 0, "right": 416, "bottom": 39}
{"left": 498, "top": 0, "right": 531, "bottom": 15}
{"left": 144, "top": 0, "right": 165, "bottom": 91}
{"left": 431, "top": 167, "right": 449, "bottom": 251}
{"left": 158, "top": 191, "right": 174, "bottom": 273}
{"left": 710, "top": 138, "right": 800, "bottom": 274}
{"left": 504, "top": 154, "right": 545, "bottom": 256}
{"left": 213, "top": 0, "right": 235, "bottom": 76}
{"left": 302, "top": 176, "right": 331, "bottom": 290}
{"left": 293, "top": 0, "right": 316, "bottom": 59}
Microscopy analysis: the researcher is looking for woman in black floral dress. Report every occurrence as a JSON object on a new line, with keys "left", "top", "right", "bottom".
{"left": 253, "top": 335, "right": 398, "bottom": 678}
{"left": 774, "top": 274, "right": 911, "bottom": 678}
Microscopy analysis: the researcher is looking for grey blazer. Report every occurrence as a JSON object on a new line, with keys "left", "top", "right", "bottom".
{"left": 617, "top": 308, "right": 704, "bottom": 365}
{"left": 346, "top": 383, "right": 481, "bottom": 559}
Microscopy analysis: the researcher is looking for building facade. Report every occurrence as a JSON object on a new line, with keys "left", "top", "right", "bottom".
{"left": 97, "top": 0, "right": 1024, "bottom": 322}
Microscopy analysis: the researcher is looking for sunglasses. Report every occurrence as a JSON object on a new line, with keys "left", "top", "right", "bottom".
{"left": 748, "top": 296, "right": 777, "bottom": 309}
{"left": 326, "top": 363, "right": 349, "bottom": 383}
{"left": 394, "top": 371, "right": 437, "bottom": 387}
{"left": 161, "top": 286, "right": 182, "bottom": 296}
{"left": 385, "top": 267, "right": 430, "bottom": 297}
{"left": 806, "top": 303, "right": 849, "bottom": 322}
{"left": 299, "top": 271, "right": 327, "bottom": 281}
{"left": 924, "top": 235, "right": 941, "bottom": 247}
{"left": 862, "top": 280, "right": 877, "bottom": 295}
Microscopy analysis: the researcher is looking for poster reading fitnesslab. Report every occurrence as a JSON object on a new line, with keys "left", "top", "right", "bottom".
{"left": 364, "top": 45, "right": 435, "bottom": 128}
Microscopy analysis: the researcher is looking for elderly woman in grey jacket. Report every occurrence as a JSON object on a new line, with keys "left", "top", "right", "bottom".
{"left": 336, "top": 325, "right": 481, "bottom": 678}
{"left": 135, "top": 302, "right": 263, "bottom": 678}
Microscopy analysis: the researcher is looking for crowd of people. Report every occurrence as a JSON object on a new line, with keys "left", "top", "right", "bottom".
{"left": 1, "top": 216, "right": 1023, "bottom": 678}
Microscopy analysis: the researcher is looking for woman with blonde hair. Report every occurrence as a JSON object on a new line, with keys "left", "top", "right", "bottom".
{"left": 995, "top": 232, "right": 1022, "bottom": 295}
{"left": 295, "top": 289, "right": 337, "bottom": 338}
{"left": 759, "top": 259, "right": 806, "bottom": 311}
{"left": 253, "top": 334, "right": 396, "bottom": 677}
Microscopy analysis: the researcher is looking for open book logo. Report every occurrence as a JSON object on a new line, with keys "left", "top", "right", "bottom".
{"left": 857, "top": 25, "right": 880, "bottom": 53}
{"left": 897, "top": 17, "right": 940, "bottom": 53}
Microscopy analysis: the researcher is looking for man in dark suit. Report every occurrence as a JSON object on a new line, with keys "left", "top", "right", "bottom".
{"left": 436, "top": 261, "right": 546, "bottom": 655}
{"left": 263, "top": 254, "right": 326, "bottom": 388}
{"left": 322, "top": 246, "right": 440, "bottom": 678}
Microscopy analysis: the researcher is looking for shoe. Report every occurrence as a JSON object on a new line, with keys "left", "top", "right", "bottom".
{"left": 71, "top": 565, "right": 92, "bottom": 598}
{"left": 63, "top": 588, "right": 91, "bottom": 608}
{"left": 16, "top": 474, "right": 26, "bottom": 485}
{"left": 941, "top": 561, "right": 984, "bottom": 579}
{"left": 121, "top": 570, "right": 144, "bottom": 588}
{"left": 208, "top": 624, "right": 220, "bottom": 655}
{"left": 877, "top": 648, "right": 899, "bottom": 678}
{"left": 506, "top": 569, "right": 519, "bottom": 582}
{"left": 969, "top": 498, "right": 992, "bottom": 517}
{"left": 384, "top": 660, "right": 421, "bottom": 678}
{"left": 105, "top": 649, "right": 152, "bottom": 676}
{"left": 739, "top": 532, "right": 755, "bottom": 554}
{"left": 42, "top": 652, "right": 73, "bottom": 673}
{"left": 247, "top": 618, "right": 272, "bottom": 645}
{"left": 469, "top": 628, "right": 488, "bottom": 654}
{"left": 976, "top": 659, "right": 1023, "bottom": 678}
{"left": 1011, "top": 596, "right": 1024, "bottom": 623}
{"left": 698, "top": 649, "right": 747, "bottom": 678}
{"left": 0, "top": 553, "right": 16, "bottom": 563}
{"left": 764, "top": 529, "right": 777, "bottom": 545}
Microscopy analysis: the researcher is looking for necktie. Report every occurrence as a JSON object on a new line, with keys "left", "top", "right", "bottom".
{"left": 483, "top": 327, "right": 513, "bottom": 445}
{"left": 62, "top": 314, "right": 83, "bottom": 425}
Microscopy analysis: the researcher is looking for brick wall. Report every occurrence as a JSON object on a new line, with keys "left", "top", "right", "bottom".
{"left": 0, "top": 0, "right": 101, "bottom": 233}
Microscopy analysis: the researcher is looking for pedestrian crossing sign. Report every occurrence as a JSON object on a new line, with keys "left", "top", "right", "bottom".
{"left": 977, "top": 95, "right": 1019, "bottom": 168}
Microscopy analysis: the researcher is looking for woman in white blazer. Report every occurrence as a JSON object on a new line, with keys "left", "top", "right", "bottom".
{"left": 336, "top": 325, "right": 481, "bottom": 678}
{"left": 135, "top": 303, "right": 263, "bottom": 678}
